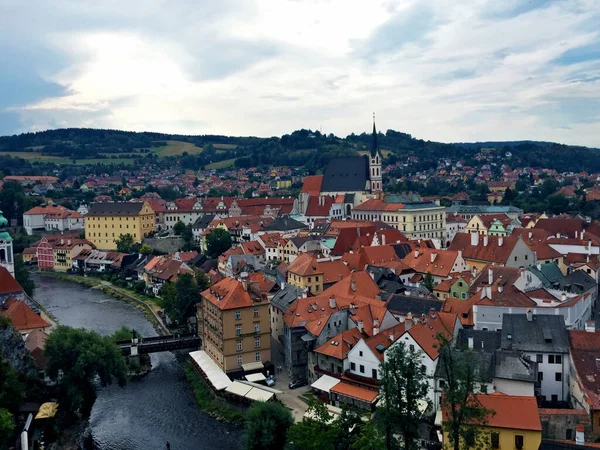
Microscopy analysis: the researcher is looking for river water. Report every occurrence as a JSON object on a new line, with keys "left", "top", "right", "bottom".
{"left": 33, "top": 275, "right": 242, "bottom": 450}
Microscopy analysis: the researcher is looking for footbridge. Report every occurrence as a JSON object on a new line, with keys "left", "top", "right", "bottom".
{"left": 116, "top": 333, "right": 201, "bottom": 356}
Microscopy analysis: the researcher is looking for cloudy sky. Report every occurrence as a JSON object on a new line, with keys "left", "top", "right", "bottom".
{"left": 1, "top": 0, "right": 599, "bottom": 146}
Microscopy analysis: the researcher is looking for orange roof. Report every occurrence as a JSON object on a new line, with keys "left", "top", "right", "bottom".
{"left": 242, "top": 240, "right": 265, "bottom": 256}
{"left": 313, "top": 328, "right": 364, "bottom": 359}
{"left": 443, "top": 393, "right": 541, "bottom": 431}
{"left": 0, "top": 267, "right": 24, "bottom": 295}
{"left": 330, "top": 381, "right": 379, "bottom": 403}
{"left": 442, "top": 297, "right": 478, "bottom": 326}
{"left": 201, "top": 277, "right": 266, "bottom": 311}
{"left": 301, "top": 175, "right": 323, "bottom": 196}
{"left": 288, "top": 253, "right": 322, "bottom": 276}
{"left": 402, "top": 248, "right": 462, "bottom": 278}
{"left": 322, "top": 271, "right": 380, "bottom": 299}
{"left": 363, "top": 322, "right": 407, "bottom": 361}
{"left": 406, "top": 312, "right": 457, "bottom": 359}
{"left": 319, "top": 260, "right": 352, "bottom": 285}
{"left": 24, "top": 204, "right": 73, "bottom": 216}
{"left": 0, "top": 298, "right": 50, "bottom": 331}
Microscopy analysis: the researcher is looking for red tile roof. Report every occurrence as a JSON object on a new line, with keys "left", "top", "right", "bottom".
{"left": 201, "top": 277, "right": 266, "bottom": 311}
{"left": 313, "top": 327, "right": 364, "bottom": 359}
{"left": 0, "top": 298, "right": 50, "bottom": 331}
{"left": 405, "top": 312, "right": 457, "bottom": 360}
{"left": 0, "top": 267, "right": 24, "bottom": 295}
{"left": 330, "top": 381, "right": 379, "bottom": 403}
{"left": 443, "top": 393, "right": 541, "bottom": 431}
{"left": 402, "top": 248, "right": 463, "bottom": 278}
{"left": 301, "top": 175, "right": 323, "bottom": 196}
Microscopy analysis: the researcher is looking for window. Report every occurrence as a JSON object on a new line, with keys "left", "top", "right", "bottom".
{"left": 410, "top": 344, "right": 415, "bottom": 351}
{"left": 253, "top": 308, "right": 259, "bottom": 318}
{"left": 236, "top": 325, "right": 241, "bottom": 336}
{"left": 491, "top": 432, "right": 500, "bottom": 449}
{"left": 236, "top": 340, "right": 242, "bottom": 351}
{"left": 555, "top": 355, "right": 562, "bottom": 364}
{"left": 351, "top": 362, "right": 356, "bottom": 371}
{"left": 255, "top": 336, "right": 261, "bottom": 348}
{"left": 515, "top": 435, "right": 524, "bottom": 450}
{"left": 255, "top": 352, "right": 261, "bottom": 362}
{"left": 372, "top": 369, "right": 377, "bottom": 379}
{"left": 359, "top": 351, "right": 363, "bottom": 357}
{"left": 359, "top": 365, "right": 365, "bottom": 373}
{"left": 465, "top": 429, "right": 476, "bottom": 447}
{"left": 237, "top": 355, "right": 243, "bottom": 366}
{"left": 439, "top": 379, "right": 445, "bottom": 388}
{"left": 254, "top": 323, "right": 260, "bottom": 333}
{"left": 549, "top": 355, "right": 555, "bottom": 364}
{"left": 567, "top": 429, "right": 573, "bottom": 440}
{"left": 555, "top": 372, "right": 562, "bottom": 381}
{"left": 536, "top": 354, "right": 543, "bottom": 363}
{"left": 551, "top": 394, "right": 558, "bottom": 402}
{"left": 538, "top": 371, "right": 544, "bottom": 381}
{"left": 235, "top": 311, "right": 241, "bottom": 320}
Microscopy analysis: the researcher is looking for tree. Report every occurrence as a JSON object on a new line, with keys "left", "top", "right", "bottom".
{"left": 182, "top": 223, "right": 194, "bottom": 251}
{"left": 501, "top": 187, "right": 516, "bottom": 204}
{"left": 206, "top": 228, "right": 232, "bottom": 258}
{"left": 44, "top": 326, "right": 128, "bottom": 416}
{"left": 195, "top": 270, "right": 210, "bottom": 292}
{"left": 0, "top": 408, "right": 15, "bottom": 450}
{"left": 437, "top": 335, "right": 494, "bottom": 450}
{"left": 173, "top": 220, "right": 186, "bottom": 236}
{"left": 378, "top": 342, "right": 429, "bottom": 450}
{"left": 350, "top": 421, "right": 385, "bottom": 450}
{"left": 244, "top": 401, "right": 294, "bottom": 450}
{"left": 287, "top": 399, "right": 338, "bottom": 450}
{"left": 0, "top": 352, "right": 24, "bottom": 413}
{"left": 116, "top": 233, "right": 135, "bottom": 253}
{"left": 162, "top": 273, "right": 201, "bottom": 326}
{"left": 422, "top": 272, "right": 435, "bottom": 292}
{"left": 14, "top": 254, "right": 35, "bottom": 297}
{"left": 140, "top": 244, "right": 153, "bottom": 255}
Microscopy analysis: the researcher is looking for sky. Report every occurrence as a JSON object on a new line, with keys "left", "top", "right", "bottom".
{"left": 1, "top": 0, "right": 599, "bottom": 146}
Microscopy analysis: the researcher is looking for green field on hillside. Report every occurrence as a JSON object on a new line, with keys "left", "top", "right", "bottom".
{"left": 206, "top": 158, "right": 237, "bottom": 169}
{"left": 151, "top": 140, "right": 204, "bottom": 156}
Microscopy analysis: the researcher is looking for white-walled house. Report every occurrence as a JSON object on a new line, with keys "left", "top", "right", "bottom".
{"left": 500, "top": 313, "right": 570, "bottom": 402}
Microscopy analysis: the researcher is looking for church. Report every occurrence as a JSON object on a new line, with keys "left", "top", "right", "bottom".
{"left": 298, "top": 117, "right": 383, "bottom": 218}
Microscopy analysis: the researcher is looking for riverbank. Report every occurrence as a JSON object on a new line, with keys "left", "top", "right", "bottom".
{"left": 183, "top": 362, "right": 246, "bottom": 426}
{"left": 36, "top": 271, "right": 169, "bottom": 336}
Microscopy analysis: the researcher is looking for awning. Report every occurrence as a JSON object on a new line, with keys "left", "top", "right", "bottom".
{"left": 245, "top": 388, "right": 274, "bottom": 402}
{"left": 301, "top": 333, "right": 316, "bottom": 342}
{"left": 35, "top": 402, "right": 59, "bottom": 419}
{"left": 311, "top": 375, "right": 340, "bottom": 394}
{"left": 241, "top": 361, "right": 264, "bottom": 372}
{"left": 189, "top": 350, "right": 231, "bottom": 391}
{"left": 245, "top": 372, "right": 266, "bottom": 383}
{"left": 225, "top": 381, "right": 253, "bottom": 397}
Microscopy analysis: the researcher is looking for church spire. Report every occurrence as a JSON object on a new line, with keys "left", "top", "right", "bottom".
{"left": 370, "top": 112, "right": 378, "bottom": 157}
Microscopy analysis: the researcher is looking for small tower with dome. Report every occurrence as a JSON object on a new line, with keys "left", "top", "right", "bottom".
{"left": 0, "top": 210, "right": 14, "bottom": 276}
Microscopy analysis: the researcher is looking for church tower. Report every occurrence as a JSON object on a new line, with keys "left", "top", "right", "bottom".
{"left": 369, "top": 113, "right": 383, "bottom": 195}
{"left": 0, "top": 210, "right": 14, "bottom": 276}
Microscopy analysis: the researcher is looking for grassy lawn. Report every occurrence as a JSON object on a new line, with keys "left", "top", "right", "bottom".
{"left": 74, "top": 158, "right": 137, "bottom": 165}
{"left": 151, "top": 140, "right": 204, "bottom": 157}
{"left": 0, "top": 151, "right": 70, "bottom": 163}
{"left": 206, "top": 158, "right": 237, "bottom": 169}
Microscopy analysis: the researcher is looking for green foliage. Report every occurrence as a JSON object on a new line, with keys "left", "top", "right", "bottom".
{"left": 0, "top": 408, "right": 15, "bottom": 450}
{"left": 422, "top": 272, "right": 435, "bottom": 292}
{"left": 0, "top": 182, "right": 41, "bottom": 225}
{"left": 195, "top": 270, "right": 210, "bottom": 292}
{"left": 206, "top": 228, "right": 232, "bottom": 258}
{"left": 116, "top": 233, "right": 135, "bottom": 253}
{"left": 378, "top": 342, "right": 429, "bottom": 450}
{"left": 182, "top": 223, "right": 194, "bottom": 251}
{"left": 110, "top": 325, "right": 136, "bottom": 343}
{"left": 437, "top": 335, "right": 494, "bottom": 450}
{"left": 14, "top": 254, "right": 35, "bottom": 297}
{"left": 244, "top": 401, "right": 294, "bottom": 450}
{"left": 161, "top": 273, "right": 201, "bottom": 326}
{"left": 140, "top": 244, "right": 153, "bottom": 255}
{"left": 350, "top": 421, "right": 385, "bottom": 450}
{"left": 44, "top": 325, "right": 128, "bottom": 416}
{"left": 173, "top": 220, "right": 186, "bottom": 236}
{"left": 0, "top": 353, "right": 24, "bottom": 412}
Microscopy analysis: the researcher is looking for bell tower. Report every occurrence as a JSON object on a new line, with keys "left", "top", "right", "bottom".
{"left": 0, "top": 210, "right": 14, "bottom": 276}
{"left": 369, "top": 113, "right": 382, "bottom": 195}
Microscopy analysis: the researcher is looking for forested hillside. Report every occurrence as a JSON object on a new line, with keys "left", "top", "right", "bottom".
{"left": 0, "top": 127, "right": 598, "bottom": 174}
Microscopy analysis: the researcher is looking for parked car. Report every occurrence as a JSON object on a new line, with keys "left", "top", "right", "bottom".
{"left": 288, "top": 379, "right": 307, "bottom": 389}
{"left": 265, "top": 375, "right": 275, "bottom": 387}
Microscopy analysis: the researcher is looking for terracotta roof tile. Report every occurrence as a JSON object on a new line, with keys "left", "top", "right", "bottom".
{"left": 0, "top": 298, "right": 50, "bottom": 331}
{"left": 330, "top": 381, "right": 379, "bottom": 403}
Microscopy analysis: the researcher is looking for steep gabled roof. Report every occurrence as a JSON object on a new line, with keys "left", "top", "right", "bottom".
{"left": 0, "top": 298, "right": 50, "bottom": 331}
{"left": 0, "top": 267, "right": 24, "bottom": 295}
{"left": 320, "top": 156, "right": 369, "bottom": 193}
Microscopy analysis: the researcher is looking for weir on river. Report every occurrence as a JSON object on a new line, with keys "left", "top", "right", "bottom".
{"left": 33, "top": 274, "right": 242, "bottom": 450}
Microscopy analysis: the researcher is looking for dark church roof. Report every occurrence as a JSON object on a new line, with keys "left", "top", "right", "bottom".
{"left": 320, "top": 156, "right": 369, "bottom": 193}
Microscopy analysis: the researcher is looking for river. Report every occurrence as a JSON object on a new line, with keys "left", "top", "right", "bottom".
{"left": 33, "top": 275, "right": 242, "bottom": 450}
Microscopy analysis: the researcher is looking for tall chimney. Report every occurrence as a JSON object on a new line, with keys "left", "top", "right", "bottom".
{"left": 483, "top": 235, "right": 489, "bottom": 247}
{"left": 468, "top": 336, "right": 474, "bottom": 349}
{"left": 381, "top": 233, "right": 386, "bottom": 246}
{"left": 414, "top": 249, "right": 419, "bottom": 258}
{"left": 405, "top": 317, "right": 412, "bottom": 330}
{"left": 498, "top": 236, "right": 503, "bottom": 247}
{"left": 357, "top": 320, "right": 364, "bottom": 333}
{"left": 302, "top": 287, "right": 309, "bottom": 298}
{"left": 575, "top": 231, "right": 579, "bottom": 239}
{"left": 581, "top": 229, "right": 585, "bottom": 240}
{"left": 526, "top": 309, "right": 533, "bottom": 322}
{"left": 561, "top": 292, "right": 567, "bottom": 302}
{"left": 576, "top": 424, "right": 584, "bottom": 445}
{"left": 61, "top": 238, "right": 64, "bottom": 245}
{"left": 329, "top": 295, "right": 336, "bottom": 309}
{"left": 488, "top": 268, "right": 494, "bottom": 286}
{"left": 431, "top": 252, "right": 437, "bottom": 263}
{"left": 471, "top": 232, "right": 479, "bottom": 246}
{"left": 351, "top": 280, "right": 356, "bottom": 292}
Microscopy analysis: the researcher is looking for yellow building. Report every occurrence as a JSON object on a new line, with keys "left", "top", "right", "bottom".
{"left": 275, "top": 180, "right": 292, "bottom": 189}
{"left": 287, "top": 253, "right": 323, "bottom": 295}
{"left": 351, "top": 199, "right": 446, "bottom": 241}
{"left": 85, "top": 201, "right": 155, "bottom": 250}
{"left": 197, "top": 275, "right": 271, "bottom": 374}
{"left": 52, "top": 238, "right": 93, "bottom": 271}
{"left": 442, "top": 394, "right": 541, "bottom": 450}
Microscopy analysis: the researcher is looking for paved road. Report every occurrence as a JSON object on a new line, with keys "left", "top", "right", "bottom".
{"left": 270, "top": 337, "right": 310, "bottom": 422}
